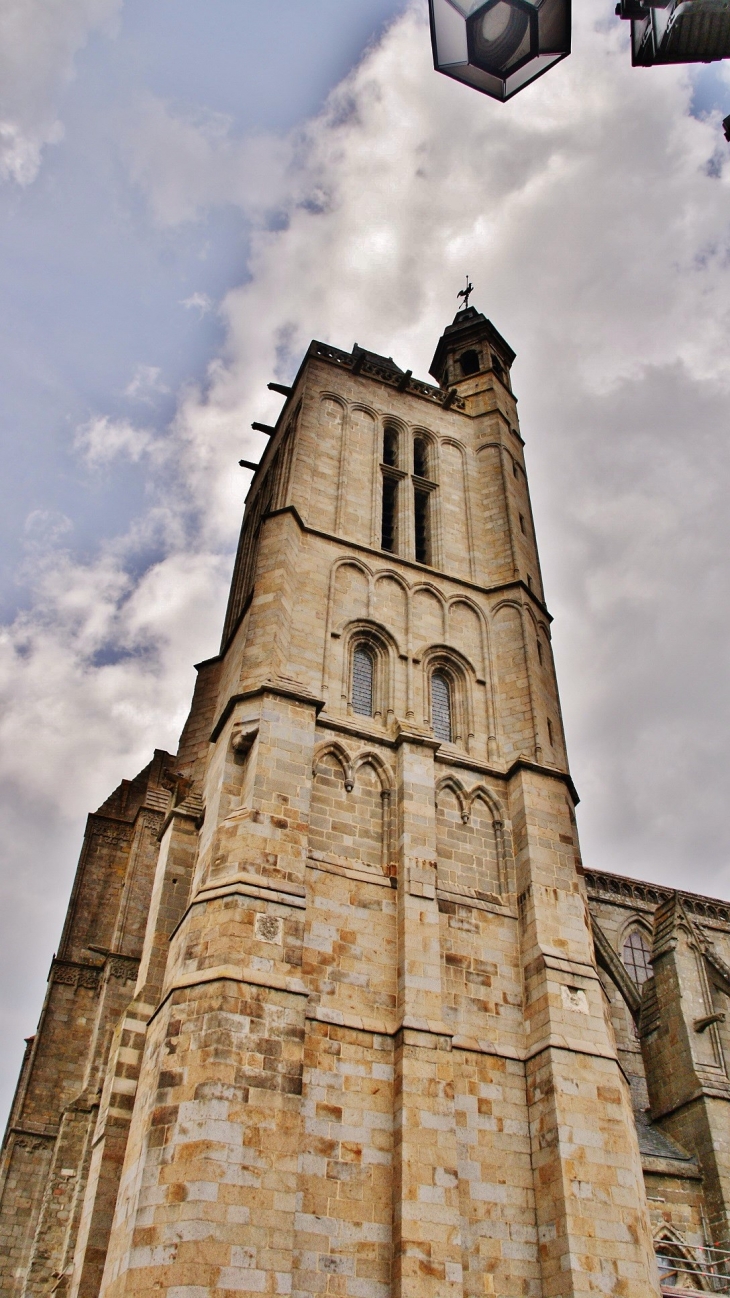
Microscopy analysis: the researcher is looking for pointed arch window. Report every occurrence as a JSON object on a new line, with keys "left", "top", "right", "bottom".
{"left": 622, "top": 929, "right": 652, "bottom": 986}
{"left": 413, "top": 435, "right": 429, "bottom": 478}
{"left": 383, "top": 426, "right": 399, "bottom": 467}
{"left": 431, "top": 671, "right": 452, "bottom": 743}
{"left": 352, "top": 645, "right": 375, "bottom": 717}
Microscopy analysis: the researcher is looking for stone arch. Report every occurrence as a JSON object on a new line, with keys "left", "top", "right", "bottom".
{"left": 411, "top": 426, "right": 438, "bottom": 477}
{"left": 311, "top": 393, "right": 346, "bottom": 533}
{"left": 465, "top": 782, "right": 504, "bottom": 825}
{"left": 380, "top": 414, "right": 408, "bottom": 468}
{"left": 354, "top": 751, "right": 395, "bottom": 869}
{"left": 447, "top": 595, "right": 498, "bottom": 759}
{"left": 412, "top": 583, "right": 447, "bottom": 645}
{"left": 373, "top": 569, "right": 410, "bottom": 646}
{"left": 438, "top": 437, "right": 473, "bottom": 578}
{"left": 341, "top": 619, "right": 400, "bottom": 720}
{"left": 344, "top": 405, "right": 378, "bottom": 542}
{"left": 322, "top": 556, "right": 374, "bottom": 695}
{"left": 490, "top": 599, "right": 537, "bottom": 761}
{"left": 653, "top": 1228, "right": 706, "bottom": 1291}
{"left": 435, "top": 777, "right": 502, "bottom": 899}
{"left": 353, "top": 749, "right": 395, "bottom": 792}
{"left": 420, "top": 644, "right": 476, "bottom": 749}
{"left": 435, "top": 774, "right": 469, "bottom": 823}
{"left": 312, "top": 741, "right": 354, "bottom": 791}
{"left": 617, "top": 916, "right": 654, "bottom": 989}
{"left": 351, "top": 401, "right": 378, "bottom": 421}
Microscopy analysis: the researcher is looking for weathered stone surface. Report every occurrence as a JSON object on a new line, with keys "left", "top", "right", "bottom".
{"left": 3, "top": 310, "right": 726, "bottom": 1297}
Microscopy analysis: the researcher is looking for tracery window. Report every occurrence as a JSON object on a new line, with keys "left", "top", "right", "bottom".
{"left": 622, "top": 929, "right": 653, "bottom": 986}
{"left": 431, "top": 671, "right": 452, "bottom": 743}
{"left": 352, "top": 645, "right": 374, "bottom": 717}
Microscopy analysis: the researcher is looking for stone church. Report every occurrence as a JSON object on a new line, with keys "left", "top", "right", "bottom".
{"left": 2, "top": 306, "right": 730, "bottom": 1298}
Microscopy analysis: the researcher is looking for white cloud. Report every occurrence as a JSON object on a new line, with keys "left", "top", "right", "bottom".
{"left": 182, "top": 292, "right": 213, "bottom": 317}
{"left": 0, "top": 0, "right": 123, "bottom": 184}
{"left": 124, "top": 95, "right": 295, "bottom": 226}
{"left": 3, "top": 0, "right": 730, "bottom": 1119}
{"left": 74, "top": 414, "right": 163, "bottom": 466}
{"left": 124, "top": 364, "right": 170, "bottom": 403}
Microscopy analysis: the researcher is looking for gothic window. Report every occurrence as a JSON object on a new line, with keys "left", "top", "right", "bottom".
{"left": 413, "top": 436, "right": 429, "bottom": 478}
{"left": 352, "top": 645, "right": 374, "bottom": 717}
{"left": 622, "top": 929, "right": 652, "bottom": 986}
{"left": 414, "top": 488, "right": 431, "bottom": 565}
{"left": 431, "top": 671, "right": 452, "bottom": 743}
{"left": 383, "top": 425, "right": 398, "bottom": 467}
{"left": 381, "top": 476, "right": 398, "bottom": 552}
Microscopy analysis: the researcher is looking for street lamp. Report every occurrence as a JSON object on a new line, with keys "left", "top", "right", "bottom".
{"left": 429, "top": 0, "right": 730, "bottom": 96}
{"left": 429, "top": 0, "right": 570, "bottom": 100}
{"left": 615, "top": 0, "right": 730, "bottom": 66}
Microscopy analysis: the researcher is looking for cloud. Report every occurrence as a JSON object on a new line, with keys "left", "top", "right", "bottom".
{"left": 74, "top": 414, "right": 163, "bottom": 466}
{"left": 182, "top": 292, "right": 213, "bottom": 317}
{"left": 0, "top": 0, "right": 123, "bottom": 184}
{"left": 124, "top": 364, "right": 170, "bottom": 403}
{"left": 3, "top": 0, "right": 730, "bottom": 1119}
{"left": 123, "top": 95, "right": 295, "bottom": 226}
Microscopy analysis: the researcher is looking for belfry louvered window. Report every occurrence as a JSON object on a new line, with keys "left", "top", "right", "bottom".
{"left": 381, "top": 477, "right": 398, "bottom": 552}
{"left": 352, "top": 646, "right": 374, "bottom": 717}
{"left": 431, "top": 672, "right": 452, "bottom": 743}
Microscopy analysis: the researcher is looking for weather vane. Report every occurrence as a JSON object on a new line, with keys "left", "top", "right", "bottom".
{"left": 457, "top": 276, "right": 474, "bottom": 312}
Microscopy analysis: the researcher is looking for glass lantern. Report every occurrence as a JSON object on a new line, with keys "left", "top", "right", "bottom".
{"left": 625, "top": 0, "right": 730, "bottom": 65}
{"left": 429, "top": 0, "right": 571, "bottom": 101}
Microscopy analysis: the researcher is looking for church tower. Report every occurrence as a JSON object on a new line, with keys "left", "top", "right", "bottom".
{"left": 0, "top": 307, "right": 663, "bottom": 1298}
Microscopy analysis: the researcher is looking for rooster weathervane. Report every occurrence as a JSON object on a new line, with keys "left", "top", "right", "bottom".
{"left": 457, "top": 276, "right": 474, "bottom": 312}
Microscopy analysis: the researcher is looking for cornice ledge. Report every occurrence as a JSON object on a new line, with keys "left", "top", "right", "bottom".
{"left": 149, "top": 964, "right": 309, "bottom": 1025}
{"left": 210, "top": 675, "right": 325, "bottom": 743}
{"left": 393, "top": 719, "right": 441, "bottom": 751}
{"left": 505, "top": 757, "right": 579, "bottom": 806}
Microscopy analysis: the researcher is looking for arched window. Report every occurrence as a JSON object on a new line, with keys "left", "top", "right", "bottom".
{"left": 413, "top": 435, "right": 429, "bottom": 478}
{"left": 431, "top": 671, "right": 452, "bottom": 743}
{"left": 414, "top": 488, "right": 430, "bottom": 564}
{"left": 459, "top": 349, "right": 480, "bottom": 376}
{"left": 383, "top": 426, "right": 398, "bottom": 467}
{"left": 352, "top": 645, "right": 374, "bottom": 717}
{"left": 622, "top": 929, "right": 653, "bottom": 986}
{"left": 381, "top": 477, "right": 398, "bottom": 552}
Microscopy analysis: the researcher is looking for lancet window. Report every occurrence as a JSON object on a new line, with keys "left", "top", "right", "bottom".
{"left": 431, "top": 671, "right": 452, "bottom": 743}
{"left": 622, "top": 929, "right": 653, "bottom": 986}
{"left": 381, "top": 424, "right": 400, "bottom": 554}
{"left": 352, "top": 645, "right": 375, "bottom": 717}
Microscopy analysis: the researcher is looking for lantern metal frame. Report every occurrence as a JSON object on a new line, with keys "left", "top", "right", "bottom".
{"left": 429, "top": 0, "right": 571, "bottom": 102}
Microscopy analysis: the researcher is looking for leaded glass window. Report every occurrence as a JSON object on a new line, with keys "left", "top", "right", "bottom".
{"left": 352, "top": 646, "right": 374, "bottom": 717}
{"left": 622, "top": 929, "right": 652, "bottom": 986}
{"left": 431, "top": 671, "right": 452, "bottom": 743}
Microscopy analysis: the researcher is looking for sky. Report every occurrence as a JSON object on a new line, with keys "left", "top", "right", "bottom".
{"left": 0, "top": 0, "right": 729, "bottom": 1126}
